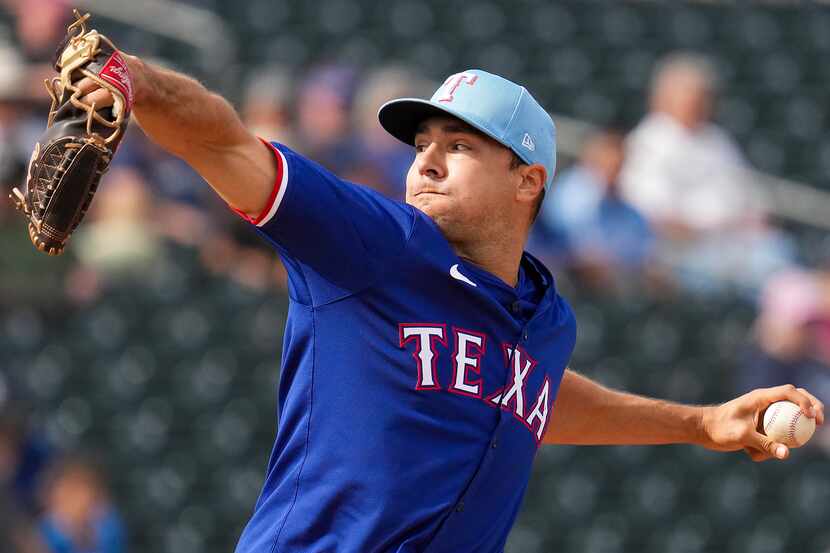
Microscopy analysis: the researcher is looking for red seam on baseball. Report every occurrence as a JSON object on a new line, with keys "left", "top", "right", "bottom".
{"left": 788, "top": 411, "right": 802, "bottom": 443}
{"left": 764, "top": 404, "right": 781, "bottom": 434}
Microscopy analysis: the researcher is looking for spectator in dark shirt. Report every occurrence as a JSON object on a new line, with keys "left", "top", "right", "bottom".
{"left": 0, "top": 404, "right": 50, "bottom": 552}
{"left": 0, "top": 404, "right": 51, "bottom": 515}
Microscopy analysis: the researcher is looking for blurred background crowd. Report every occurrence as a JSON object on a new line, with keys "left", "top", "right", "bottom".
{"left": 2, "top": 0, "right": 830, "bottom": 552}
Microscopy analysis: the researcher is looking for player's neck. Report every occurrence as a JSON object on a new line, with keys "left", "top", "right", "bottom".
{"left": 452, "top": 238, "right": 524, "bottom": 288}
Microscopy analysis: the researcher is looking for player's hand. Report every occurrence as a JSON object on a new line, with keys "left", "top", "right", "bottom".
{"left": 699, "top": 384, "right": 824, "bottom": 462}
{"left": 75, "top": 76, "right": 115, "bottom": 109}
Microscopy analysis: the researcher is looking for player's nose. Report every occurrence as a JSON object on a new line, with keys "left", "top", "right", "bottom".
{"left": 416, "top": 143, "right": 446, "bottom": 180}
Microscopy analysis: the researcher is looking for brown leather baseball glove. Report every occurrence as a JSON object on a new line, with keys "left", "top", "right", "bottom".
{"left": 10, "top": 9, "right": 132, "bottom": 255}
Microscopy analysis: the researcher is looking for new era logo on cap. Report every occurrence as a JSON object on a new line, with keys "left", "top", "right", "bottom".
{"left": 377, "top": 69, "right": 557, "bottom": 191}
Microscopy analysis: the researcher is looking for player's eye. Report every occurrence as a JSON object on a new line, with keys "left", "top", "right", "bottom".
{"left": 451, "top": 142, "right": 470, "bottom": 151}
{"left": 414, "top": 143, "right": 428, "bottom": 153}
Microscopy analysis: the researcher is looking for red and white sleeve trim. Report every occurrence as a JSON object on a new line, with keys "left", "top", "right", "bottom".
{"left": 232, "top": 139, "right": 289, "bottom": 227}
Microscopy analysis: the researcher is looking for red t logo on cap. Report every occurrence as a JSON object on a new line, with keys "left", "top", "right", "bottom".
{"left": 437, "top": 72, "right": 478, "bottom": 103}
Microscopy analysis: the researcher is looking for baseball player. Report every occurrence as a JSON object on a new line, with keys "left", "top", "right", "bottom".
{"left": 75, "top": 54, "right": 824, "bottom": 552}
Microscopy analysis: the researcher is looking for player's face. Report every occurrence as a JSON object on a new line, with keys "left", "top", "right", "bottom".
{"left": 406, "top": 116, "right": 520, "bottom": 243}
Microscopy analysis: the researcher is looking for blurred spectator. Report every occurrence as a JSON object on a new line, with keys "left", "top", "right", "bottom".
{"left": 0, "top": 403, "right": 51, "bottom": 550}
{"left": 293, "top": 64, "right": 362, "bottom": 176}
{"left": 619, "top": 52, "right": 794, "bottom": 294}
{"left": 3, "top": 0, "right": 69, "bottom": 64}
{"left": 0, "top": 403, "right": 51, "bottom": 515}
{"left": 72, "top": 168, "right": 163, "bottom": 276}
{"left": 351, "top": 66, "right": 427, "bottom": 199}
{"left": 2, "top": 0, "right": 74, "bottom": 107}
{"left": 620, "top": 53, "right": 753, "bottom": 232}
{"left": 241, "top": 64, "right": 297, "bottom": 149}
{"left": 0, "top": 43, "right": 30, "bottom": 187}
{"left": 740, "top": 270, "right": 830, "bottom": 391}
{"left": 37, "top": 455, "right": 125, "bottom": 553}
{"left": 62, "top": 168, "right": 165, "bottom": 303}
{"left": 532, "top": 130, "right": 655, "bottom": 289}
{"left": 739, "top": 270, "right": 830, "bottom": 449}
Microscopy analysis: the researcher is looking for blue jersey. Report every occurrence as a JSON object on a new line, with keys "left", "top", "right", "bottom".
{"left": 233, "top": 142, "right": 577, "bottom": 553}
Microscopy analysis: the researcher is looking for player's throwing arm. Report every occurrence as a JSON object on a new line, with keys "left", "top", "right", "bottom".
{"left": 545, "top": 372, "right": 824, "bottom": 462}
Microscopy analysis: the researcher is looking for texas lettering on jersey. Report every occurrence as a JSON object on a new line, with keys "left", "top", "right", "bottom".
{"left": 399, "top": 323, "right": 552, "bottom": 443}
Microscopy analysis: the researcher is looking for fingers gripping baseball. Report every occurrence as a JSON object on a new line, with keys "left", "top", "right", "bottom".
{"left": 795, "top": 386, "right": 825, "bottom": 425}
{"left": 702, "top": 384, "right": 823, "bottom": 462}
{"left": 754, "top": 384, "right": 821, "bottom": 421}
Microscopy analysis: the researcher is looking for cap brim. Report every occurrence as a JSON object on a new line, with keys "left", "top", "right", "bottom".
{"left": 378, "top": 98, "right": 523, "bottom": 163}
{"left": 378, "top": 98, "right": 458, "bottom": 146}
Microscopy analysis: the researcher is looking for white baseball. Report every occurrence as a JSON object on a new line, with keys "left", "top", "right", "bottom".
{"left": 762, "top": 400, "right": 816, "bottom": 447}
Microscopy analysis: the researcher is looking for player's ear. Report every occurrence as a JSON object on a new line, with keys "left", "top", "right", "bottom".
{"left": 515, "top": 164, "right": 546, "bottom": 205}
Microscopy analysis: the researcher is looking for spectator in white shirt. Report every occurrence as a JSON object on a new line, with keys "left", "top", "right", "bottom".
{"left": 620, "top": 52, "right": 794, "bottom": 295}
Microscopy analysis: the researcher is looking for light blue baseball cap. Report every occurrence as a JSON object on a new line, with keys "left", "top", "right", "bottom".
{"left": 378, "top": 69, "right": 556, "bottom": 190}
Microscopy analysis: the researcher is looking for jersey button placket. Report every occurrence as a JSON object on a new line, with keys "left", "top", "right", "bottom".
{"left": 455, "top": 500, "right": 465, "bottom": 513}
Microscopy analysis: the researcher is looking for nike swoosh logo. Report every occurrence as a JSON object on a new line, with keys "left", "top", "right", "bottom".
{"left": 450, "top": 264, "right": 477, "bottom": 287}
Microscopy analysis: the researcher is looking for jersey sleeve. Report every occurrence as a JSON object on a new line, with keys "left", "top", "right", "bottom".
{"left": 233, "top": 140, "right": 415, "bottom": 301}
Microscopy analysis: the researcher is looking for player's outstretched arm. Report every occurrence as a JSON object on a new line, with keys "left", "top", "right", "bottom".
{"left": 75, "top": 55, "right": 275, "bottom": 217}
{"left": 543, "top": 369, "right": 824, "bottom": 462}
